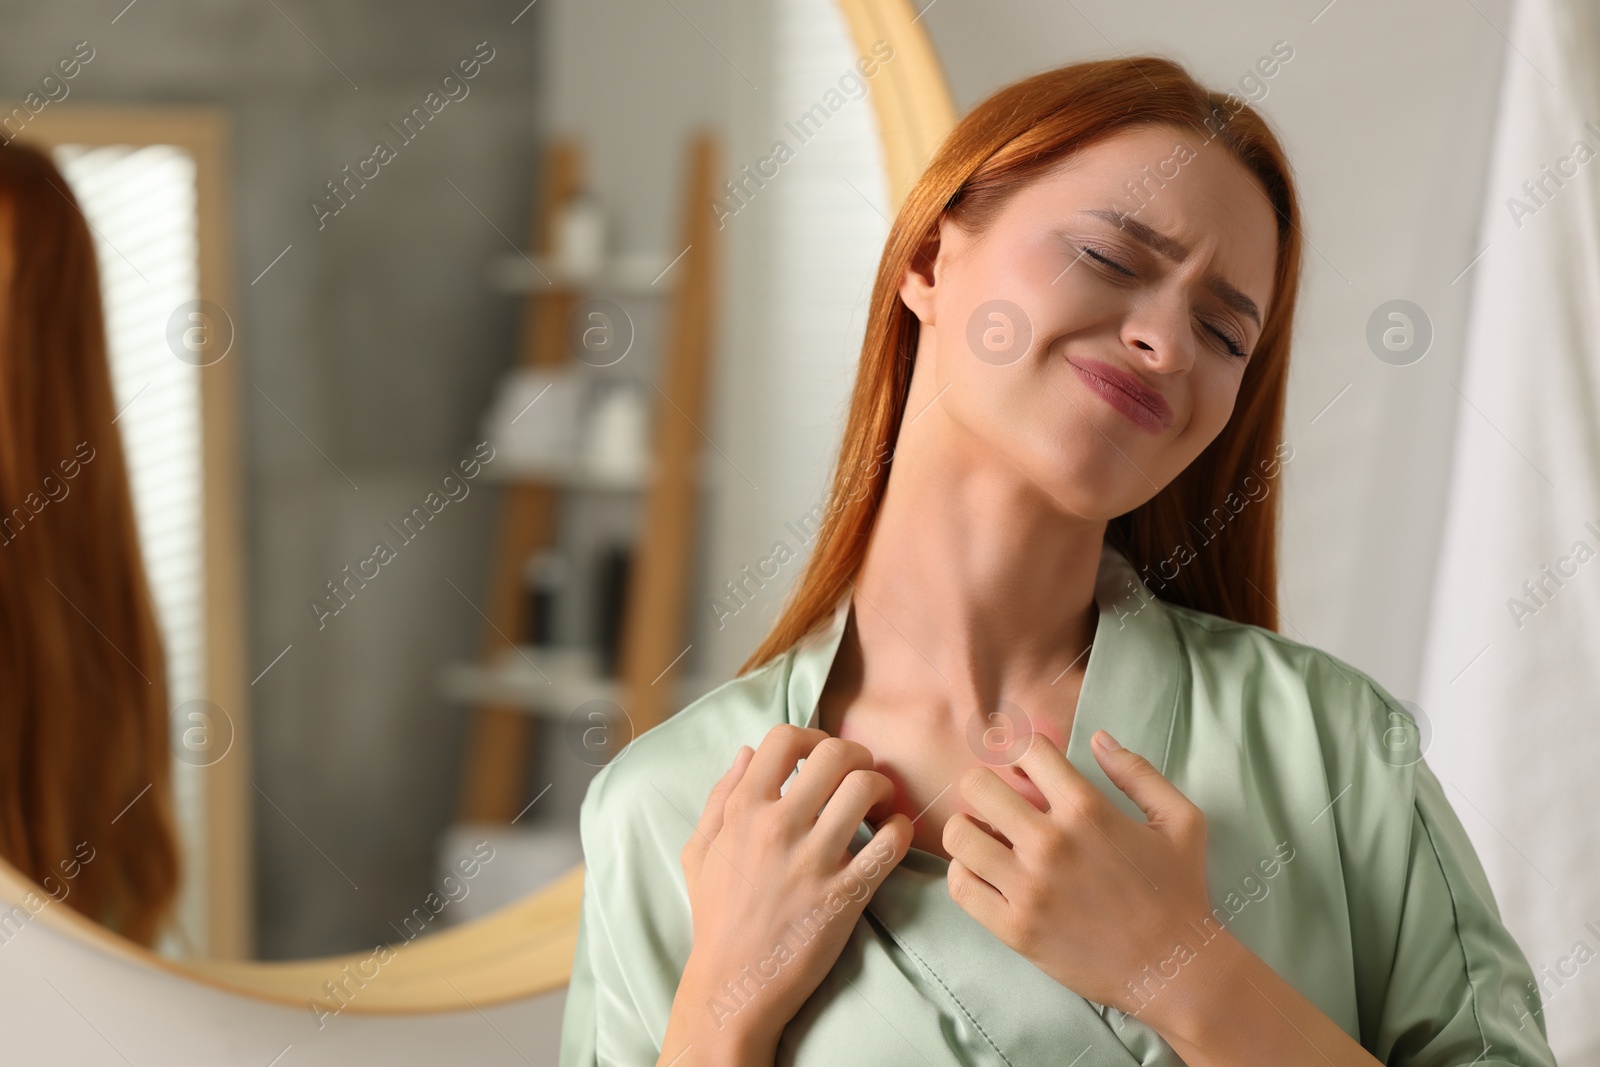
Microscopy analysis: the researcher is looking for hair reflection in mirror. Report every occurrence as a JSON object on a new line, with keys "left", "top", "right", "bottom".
{"left": 0, "top": 141, "right": 180, "bottom": 946}
{"left": 738, "top": 56, "right": 1302, "bottom": 675}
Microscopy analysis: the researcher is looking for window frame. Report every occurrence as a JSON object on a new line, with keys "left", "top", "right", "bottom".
{"left": 13, "top": 105, "right": 252, "bottom": 961}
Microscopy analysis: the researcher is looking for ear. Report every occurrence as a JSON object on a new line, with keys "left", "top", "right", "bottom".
{"left": 897, "top": 220, "right": 946, "bottom": 326}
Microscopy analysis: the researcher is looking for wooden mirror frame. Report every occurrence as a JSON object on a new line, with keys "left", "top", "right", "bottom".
{"left": 0, "top": 0, "right": 955, "bottom": 1013}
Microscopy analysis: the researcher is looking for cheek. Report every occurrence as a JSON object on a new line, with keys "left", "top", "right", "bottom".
{"left": 937, "top": 236, "right": 1088, "bottom": 381}
{"left": 931, "top": 289, "right": 1086, "bottom": 443}
{"left": 937, "top": 288, "right": 1048, "bottom": 383}
{"left": 1183, "top": 364, "right": 1246, "bottom": 444}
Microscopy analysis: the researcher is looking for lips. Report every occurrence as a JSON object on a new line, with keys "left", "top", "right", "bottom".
{"left": 1067, "top": 356, "right": 1173, "bottom": 434}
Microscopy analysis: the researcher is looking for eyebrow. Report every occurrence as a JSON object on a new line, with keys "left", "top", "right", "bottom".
{"left": 1080, "top": 208, "right": 1262, "bottom": 328}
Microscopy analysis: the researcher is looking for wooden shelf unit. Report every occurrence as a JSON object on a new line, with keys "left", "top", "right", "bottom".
{"left": 454, "top": 131, "right": 720, "bottom": 823}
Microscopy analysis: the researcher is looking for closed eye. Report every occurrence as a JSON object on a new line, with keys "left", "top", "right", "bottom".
{"left": 1077, "top": 244, "right": 1136, "bottom": 277}
{"left": 1201, "top": 320, "right": 1249, "bottom": 359}
{"left": 1077, "top": 243, "right": 1250, "bottom": 359}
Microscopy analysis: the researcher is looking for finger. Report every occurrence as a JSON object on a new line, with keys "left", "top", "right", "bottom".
{"left": 704, "top": 745, "right": 755, "bottom": 833}
{"left": 686, "top": 745, "right": 753, "bottom": 868}
{"left": 941, "top": 810, "right": 1019, "bottom": 893}
{"left": 946, "top": 856, "right": 1008, "bottom": 931}
{"left": 1011, "top": 729, "right": 1100, "bottom": 815}
{"left": 1091, "top": 730, "right": 1191, "bottom": 827}
{"left": 739, "top": 724, "right": 830, "bottom": 801}
{"left": 785, "top": 736, "right": 874, "bottom": 817}
{"left": 843, "top": 812, "right": 912, "bottom": 898}
{"left": 958, "top": 764, "right": 1046, "bottom": 843}
{"left": 812, "top": 767, "right": 894, "bottom": 857}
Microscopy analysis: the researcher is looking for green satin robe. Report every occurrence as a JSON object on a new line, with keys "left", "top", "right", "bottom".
{"left": 558, "top": 543, "right": 1558, "bottom": 1066}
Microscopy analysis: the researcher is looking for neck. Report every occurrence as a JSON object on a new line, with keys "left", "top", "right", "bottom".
{"left": 845, "top": 365, "right": 1104, "bottom": 719}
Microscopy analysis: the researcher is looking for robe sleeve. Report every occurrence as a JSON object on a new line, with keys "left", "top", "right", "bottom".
{"left": 557, "top": 879, "right": 600, "bottom": 1067}
{"left": 1366, "top": 758, "right": 1558, "bottom": 1066}
{"left": 557, "top": 783, "right": 669, "bottom": 1067}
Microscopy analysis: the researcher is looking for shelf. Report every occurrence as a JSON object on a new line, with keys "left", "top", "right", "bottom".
{"left": 438, "top": 645, "right": 708, "bottom": 717}
{"left": 481, "top": 456, "right": 649, "bottom": 491}
{"left": 457, "top": 134, "right": 719, "bottom": 824}
{"left": 485, "top": 251, "right": 678, "bottom": 297}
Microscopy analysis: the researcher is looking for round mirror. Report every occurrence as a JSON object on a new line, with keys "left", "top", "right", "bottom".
{"left": 4, "top": 1, "right": 1589, "bottom": 1064}
{"left": 0, "top": 0, "right": 949, "bottom": 1061}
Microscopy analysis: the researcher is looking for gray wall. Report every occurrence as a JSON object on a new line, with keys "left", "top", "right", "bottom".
{"left": 1, "top": 0, "right": 548, "bottom": 957}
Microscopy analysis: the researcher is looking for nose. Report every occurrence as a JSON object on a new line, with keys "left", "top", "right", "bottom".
{"left": 1120, "top": 296, "right": 1196, "bottom": 375}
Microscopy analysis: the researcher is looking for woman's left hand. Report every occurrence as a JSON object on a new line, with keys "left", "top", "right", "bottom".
{"left": 942, "top": 728, "right": 1215, "bottom": 1021}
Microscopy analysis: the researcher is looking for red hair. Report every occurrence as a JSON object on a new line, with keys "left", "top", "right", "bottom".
{"left": 740, "top": 55, "right": 1302, "bottom": 675}
{"left": 0, "top": 140, "right": 181, "bottom": 945}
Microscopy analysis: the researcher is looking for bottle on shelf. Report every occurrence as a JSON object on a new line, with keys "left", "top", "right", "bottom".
{"left": 581, "top": 379, "right": 650, "bottom": 485}
{"left": 553, "top": 189, "right": 605, "bottom": 284}
{"left": 523, "top": 550, "right": 570, "bottom": 648}
{"left": 594, "top": 543, "right": 632, "bottom": 677}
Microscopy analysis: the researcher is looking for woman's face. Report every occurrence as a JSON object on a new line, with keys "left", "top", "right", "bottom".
{"left": 899, "top": 123, "right": 1279, "bottom": 520}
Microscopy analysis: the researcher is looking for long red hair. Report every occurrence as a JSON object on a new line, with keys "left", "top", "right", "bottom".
{"left": 0, "top": 141, "right": 181, "bottom": 945}
{"left": 740, "top": 56, "right": 1302, "bottom": 675}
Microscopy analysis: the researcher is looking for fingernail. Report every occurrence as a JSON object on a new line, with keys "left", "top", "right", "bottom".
{"left": 1097, "top": 730, "right": 1122, "bottom": 751}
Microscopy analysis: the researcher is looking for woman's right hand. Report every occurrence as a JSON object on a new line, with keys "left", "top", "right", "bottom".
{"left": 658, "top": 724, "right": 913, "bottom": 1067}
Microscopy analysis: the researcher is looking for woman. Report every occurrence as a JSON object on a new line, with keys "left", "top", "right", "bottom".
{"left": 0, "top": 141, "right": 181, "bottom": 947}
{"left": 560, "top": 58, "right": 1556, "bottom": 1066}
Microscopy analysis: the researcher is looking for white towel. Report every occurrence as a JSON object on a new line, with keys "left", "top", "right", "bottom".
{"left": 1417, "top": 0, "right": 1600, "bottom": 1060}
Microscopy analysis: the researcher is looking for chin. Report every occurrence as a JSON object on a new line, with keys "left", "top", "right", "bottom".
{"left": 1008, "top": 436, "right": 1160, "bottom": 521}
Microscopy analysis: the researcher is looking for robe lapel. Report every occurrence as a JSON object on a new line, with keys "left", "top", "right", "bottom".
{"left": 784, "top": 540, "right": 1186, "bottom": 1066}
